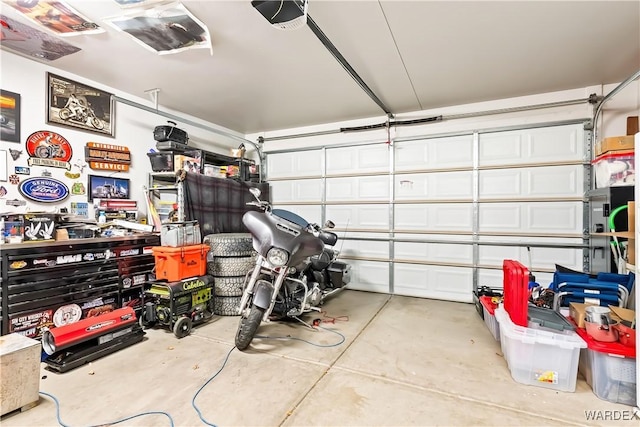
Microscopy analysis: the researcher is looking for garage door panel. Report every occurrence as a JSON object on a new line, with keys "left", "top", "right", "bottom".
{"left": 394, "top": 264, "right": 472, "bottom": 302}
{"left": 395, "top": 135, "right": 473, "bottom": 171}
{"left": 395, "top": 241, "right": 472, "bottom": 264}
{"left": 340, "top": 239, "right": 389, "bottom": 259}
{"left": 479, "top": 169, "right": 522, "bottom": 197}
{"left": 479, "top": 202, "right": 582, "bottom": 234}
{"left": 478, "top": 268, "right": 503, "bottom": 290}
{"left": 395, "top": 171, "right": 473, "bottom": 200}
{"left": 267, "top": 151, "right": 322, "bottom": 178}
{"left": 326, "top": 176, "right": 389, "bottom": 201}
{"left": 269, "top": 179, "right": 322, "bottom": 202}
{"left": 395, "top": 204, "right": 473, "bottom": 231}
{"left": 326, "top": 145, "right": 389, "bottom": 174}
{"left": 479, "top": 125, "right": 583, "bottom": 166}
{"left": 479, "top": 166, "right": 583, "bottom": 198}
{"left": 478, "top": 246, "right": 582, "bottom": 271}
{"left": 527, "top": 166, "right": 581, "bottom": 196}
{"left": 345, "top": 260, "right": 389, "bottom": 293}
{"left": 326, "top": 205, "right": 389, "bottom": 230}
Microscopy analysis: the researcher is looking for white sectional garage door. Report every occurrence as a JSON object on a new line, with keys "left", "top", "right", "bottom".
{"left": 266, "top": 122, "right": 589, "bottom": 302}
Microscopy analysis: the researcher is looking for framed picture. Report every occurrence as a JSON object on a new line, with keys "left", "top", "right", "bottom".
{"left": 46, "top": 73, "right": 115, "bottom": 137}
{"left": 88, "top": 175, "right": 130, "bottom": 201}
{"left": 0, "top": 90, "right": 21, "bottom": 143}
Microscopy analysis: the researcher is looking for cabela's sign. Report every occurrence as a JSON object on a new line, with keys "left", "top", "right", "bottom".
{"left": 85, "top": 142, "right": 131, "bottom": 171}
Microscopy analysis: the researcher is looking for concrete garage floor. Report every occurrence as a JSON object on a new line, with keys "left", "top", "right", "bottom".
{"left": 2, "top": 290, "right": 634, "bottom": 426}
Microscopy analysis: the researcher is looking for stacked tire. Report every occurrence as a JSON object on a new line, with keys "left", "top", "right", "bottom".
{"left": 204, "top": 233, "right": 256, "bottom": 316}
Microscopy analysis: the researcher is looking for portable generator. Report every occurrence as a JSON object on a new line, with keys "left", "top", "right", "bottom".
{"left": 139, "top": 275, "right": 215, "bottom": 338}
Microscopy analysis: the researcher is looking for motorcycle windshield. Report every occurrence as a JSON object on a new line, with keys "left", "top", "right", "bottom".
{"left": 272, "top": 209, "right": 309, "bottom": 228}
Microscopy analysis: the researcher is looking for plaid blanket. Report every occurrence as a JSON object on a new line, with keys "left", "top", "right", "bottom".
{"left": 184, "top": 173, "right": 269, "bottom": 236}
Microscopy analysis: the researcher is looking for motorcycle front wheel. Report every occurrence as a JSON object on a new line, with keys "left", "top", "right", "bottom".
{"left": 235, "top": 304, "right": 265, "bottom": 351}
{"left": 91, "top": 117, "right": 105, "bottom": 130}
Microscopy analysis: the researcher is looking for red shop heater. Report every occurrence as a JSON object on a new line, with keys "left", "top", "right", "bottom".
{"left": 42, "top": 307, "right": 145, "bottom": 373}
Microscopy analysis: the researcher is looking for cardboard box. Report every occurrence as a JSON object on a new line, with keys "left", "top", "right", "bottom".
{"left": 609, "top": 306, "right": 635, "bottom": 324}
{"left": 174, "top": 154, "right": 201, "bottom": 173}
{"left": 569, "top": 302, "right": 597, "bottom": 328}
{"left": 594, "top": 135, "right": 635, "bottom": 156}
{"left": 627, "top": 116, "right": 639, "bottom": 135}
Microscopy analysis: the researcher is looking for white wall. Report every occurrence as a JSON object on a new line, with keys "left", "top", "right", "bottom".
{"left": 247, "top": 81, "right": 639, "bottom": 151}
{"left": 0, "top": 50, "right": 242, "bottom": 220}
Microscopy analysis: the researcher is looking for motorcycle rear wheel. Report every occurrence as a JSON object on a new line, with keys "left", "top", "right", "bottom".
{"left": 58, "top": 108, "right": 72, "bottom": 120}
{"left": 235, "top": 304, "right": 264, "bottom": 351}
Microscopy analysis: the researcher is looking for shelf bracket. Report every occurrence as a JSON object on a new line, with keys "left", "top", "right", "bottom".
{"left": 144, "top": 88, "right": 161, "bottom": 110}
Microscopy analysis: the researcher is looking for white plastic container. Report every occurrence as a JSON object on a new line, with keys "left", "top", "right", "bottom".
{"left": 495, "top": 305, "right": 586, "bottom": 392}
{"left": 480, "top": 296, "right": 500, "bottom": 341}
{"left": 592, "top": 150, "right": 635, "bottom": 188}
{"left": 579, "top": 348, "right": 637, "bottom": 405}
{"left": 575, "top": 325, "right": 637, "bottom": 406}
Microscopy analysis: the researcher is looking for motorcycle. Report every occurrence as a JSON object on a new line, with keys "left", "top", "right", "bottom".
{"left": 235, "top": 187, "right": 351, "bottom": 350}
{"left": 58, "top": 102, "right": 105, "bottom": 130}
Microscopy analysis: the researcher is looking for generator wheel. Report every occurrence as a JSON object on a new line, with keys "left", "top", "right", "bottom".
{"left": 213, "top": 275, "right": 246, "bottom": 297}
{"left": 204, "top": 233, "right": 254, "bottom": 257}
{"left": 173, "top": 316, "right": 192, "bottom": 338}
{"left": 214, "top": 296, "right": 242, "bottom": 316}
{"left": 207, "top": 255, "right": 256, "bottom": 277}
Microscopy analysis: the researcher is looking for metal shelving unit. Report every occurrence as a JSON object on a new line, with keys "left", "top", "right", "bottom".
{"left": 148, "top": 172, "right": 185, "bottom": 222}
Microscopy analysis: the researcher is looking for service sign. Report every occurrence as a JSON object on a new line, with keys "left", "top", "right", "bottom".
{"left": 85, "top": 142, "right": 131, "bottom": 171}
{"left": 19, "top": 177, "right": 70, "bottom": 203}
{"left": 26, "top": 131, "right": 73, "bottom": 170}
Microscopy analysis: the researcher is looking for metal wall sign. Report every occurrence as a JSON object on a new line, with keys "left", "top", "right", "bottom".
{"left": 85, "top": 142, "right": 131, "bottom": 171}
{"left": 25, "top": 131, "right": 73, "bottom": 170}
{"left": 19, "top": 177, "right": 70, "bottom": 203}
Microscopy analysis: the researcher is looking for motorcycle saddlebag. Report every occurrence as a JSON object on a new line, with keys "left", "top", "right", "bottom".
{"left": 154, "top": 121, "right": 189, "bottom": 145}
{"left": 328, "top": 261, "right": 351, "bottom": 288}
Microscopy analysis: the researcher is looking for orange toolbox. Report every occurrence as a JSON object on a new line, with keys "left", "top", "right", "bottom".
{"left": 152, "top": 244, "right": 208, "bottom": 282}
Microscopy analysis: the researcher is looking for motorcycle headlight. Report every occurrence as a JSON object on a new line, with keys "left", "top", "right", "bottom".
{"left": 267, "top": 247, "right": 289, "bottom": 266}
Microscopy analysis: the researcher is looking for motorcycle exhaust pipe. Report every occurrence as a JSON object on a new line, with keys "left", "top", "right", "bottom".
{"left": 42, "top": 307, "right": 137, "bottom": 355}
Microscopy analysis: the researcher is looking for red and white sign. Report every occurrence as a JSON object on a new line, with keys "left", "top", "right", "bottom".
{"left": 26, "top": 131, "right": 73, "bottom": 170}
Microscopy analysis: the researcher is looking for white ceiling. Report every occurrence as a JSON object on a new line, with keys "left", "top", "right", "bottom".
{"left": 2, "top": 0, "right": 639, "bottom": 134}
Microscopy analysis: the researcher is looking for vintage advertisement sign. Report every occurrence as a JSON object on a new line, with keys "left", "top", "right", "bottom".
{"left": 10, "top": 309, "right": 54, "bottom": 338}
{"left": 85, "top": 142, "right": 131, "bottom": 171}
{"left": 19, "top": 177, "right": 70, "bottom": 203}
{"left": 26, "top": 131, "right": 73, "bottom": 170}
